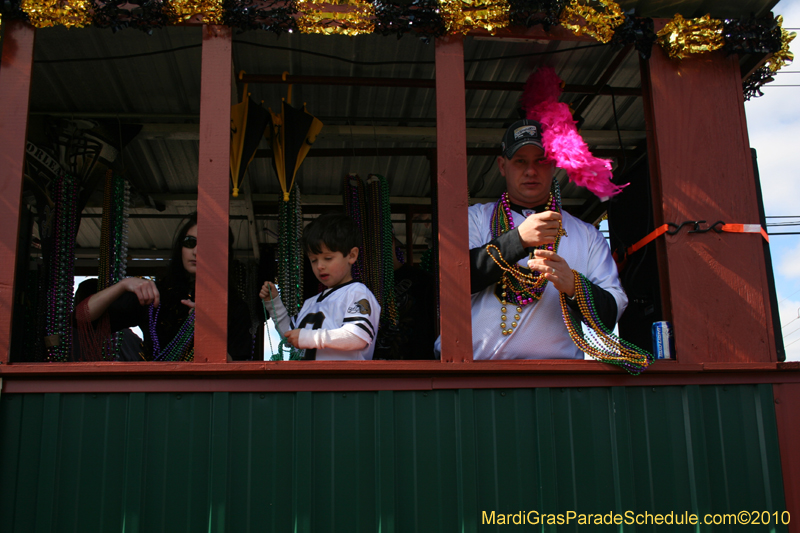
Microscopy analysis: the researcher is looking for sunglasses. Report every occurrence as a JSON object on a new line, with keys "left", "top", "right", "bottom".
{"left": 182, "top": 235, "right": 197, "bottom": 249}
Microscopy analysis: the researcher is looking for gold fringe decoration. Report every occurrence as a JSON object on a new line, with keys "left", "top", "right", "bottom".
{"left": 766, "top": 15, "right": 796, "bottom": 73}
{"left": 439, "top": 0, "right": 510, "bottom": 35}
{"left": 168, "top": 0, "right": 224, "bottom": 24}
{"left": 559, "top": 0, "right": 624, "bottom": 44}
{"left": 656, "top": 13, "right": 724, "bottom": 60}
{"left": 297, "top": 0, "right": 375, "bottom": 36}
{"left": 21, "top": 0, "right": 91, "bottom": 28}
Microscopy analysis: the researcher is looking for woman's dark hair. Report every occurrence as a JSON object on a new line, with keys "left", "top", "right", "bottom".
{"left": 302, "top": 212, "right": 361, "bottom": 255}
{"left": 160, "top": 212, "right": 238, "bottom": 297}
{"left": 160, "top": 213, "right": 198, "bottom": 298}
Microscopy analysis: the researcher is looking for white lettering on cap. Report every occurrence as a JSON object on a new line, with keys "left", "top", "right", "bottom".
{"left": 513, "top": 125, "right": 538, "bottom": 139}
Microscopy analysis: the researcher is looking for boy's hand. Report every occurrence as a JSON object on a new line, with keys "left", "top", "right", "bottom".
{"left": 260, "top": 281, "right": 279, "bottom": 302}
{"left": 285, "top": 329, "right": 301, "bottom": 347}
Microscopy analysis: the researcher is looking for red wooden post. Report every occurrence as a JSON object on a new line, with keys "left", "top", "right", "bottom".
{"left": 434, "top": 36, "right": 472, "bottom": 363}
{"left": 195, "top": 25, "right": 231, "bottom": 363}
{"left": 641, "top": 39, "right": 778, "bottom": 364}
{"left": 0, "top": 21, "right": 36, "bottom": 363}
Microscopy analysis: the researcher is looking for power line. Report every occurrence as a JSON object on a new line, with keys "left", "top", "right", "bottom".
{"left": 782, "top": 310, "right": 800, "bottom": 329}
{"left": 782, "top": 322, "right": 800, "bottom": 342}
{"left": 784, "top": 336, "right": 800, "bottom": 348}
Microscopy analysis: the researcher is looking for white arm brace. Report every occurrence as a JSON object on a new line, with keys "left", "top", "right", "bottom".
{"left": 297, "top": 327, "right": 368, "bottom": 351}
{"left": 263, "top": 296, "right": 292, "bottom": 334}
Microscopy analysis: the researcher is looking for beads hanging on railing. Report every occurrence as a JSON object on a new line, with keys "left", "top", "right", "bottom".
{"left": 277, "top": 183, "right": 304, "bottom": 315}
{"left": 344, "top": 173, "right": 398, "bottom": 328}
{"left": 96, "top": 170, "right": 131, "bottom": 360}
{"left": 44, "top": 172, "right": 78, "bottom": 362}
{"left": 343, "top": 174, "right": 367, "bottom": 283}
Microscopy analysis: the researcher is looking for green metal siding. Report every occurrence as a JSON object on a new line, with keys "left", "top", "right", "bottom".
{"left": 0, "top": 385, "right": 787, "bottom": 532}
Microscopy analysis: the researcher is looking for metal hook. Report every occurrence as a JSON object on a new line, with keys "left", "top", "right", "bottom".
{"left": 687, "top": 220, "right": 707, "bottom": 233}
{"left": 689, "top": 220, "right": 725, "bottom": 234}
{"left": 666, "top": 221, "right": 697, "bottom": 235}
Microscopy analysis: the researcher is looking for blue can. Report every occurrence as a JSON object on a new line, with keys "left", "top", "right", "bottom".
{"left": 652, "top": 321, "right": 675, "bottom": 359}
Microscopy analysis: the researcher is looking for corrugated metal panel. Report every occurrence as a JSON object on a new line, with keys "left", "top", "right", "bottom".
{"left": 0, "top": 384, "right": 787, "bottom": 532}
{"left": 25, "top": 0, "right": 781, "bottom": 252}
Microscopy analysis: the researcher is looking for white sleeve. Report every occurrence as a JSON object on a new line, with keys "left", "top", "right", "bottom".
{"left": 585, "top": 226, "right": 628, "bottom": 321}
{"left": 297, "top": 327, "right": 369, "bottom": 351}
{"left": 338, "top": 286, "right": 380, "bottom": 345}
{"left": 264, "top": 296, "right": 292, "bottom": 335}
{"left": 468, "top": 203, "right": 492, "bottom": 249}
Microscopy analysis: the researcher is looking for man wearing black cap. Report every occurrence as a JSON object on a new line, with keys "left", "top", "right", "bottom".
{"left": 447, "top": 119, "right": 627, "bottom": 360}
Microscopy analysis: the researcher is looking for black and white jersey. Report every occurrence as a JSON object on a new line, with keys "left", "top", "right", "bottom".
{"left": 290, "top": 281, "right": 381, "bottom": 361}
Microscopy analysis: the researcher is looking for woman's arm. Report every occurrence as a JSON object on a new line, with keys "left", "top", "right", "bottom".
{"left": 85, "top": 277, "right": 160, "bottom": 322}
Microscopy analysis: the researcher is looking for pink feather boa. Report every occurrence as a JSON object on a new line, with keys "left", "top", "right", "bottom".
{"left": 521, "top": 66, "right": 625, "bottom": 199}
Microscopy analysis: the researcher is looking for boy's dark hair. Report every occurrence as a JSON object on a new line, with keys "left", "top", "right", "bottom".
{"left": 302, "top": 212, "right": 361, "bottom": 255}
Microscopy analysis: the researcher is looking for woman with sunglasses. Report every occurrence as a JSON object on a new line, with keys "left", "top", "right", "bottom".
{"left": 82, "top": 213, "right": 253, "bottom": 361}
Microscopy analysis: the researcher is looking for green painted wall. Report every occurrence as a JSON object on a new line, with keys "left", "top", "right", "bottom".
{"left": 0, "top": 384, "right": 787, "bottom": 532}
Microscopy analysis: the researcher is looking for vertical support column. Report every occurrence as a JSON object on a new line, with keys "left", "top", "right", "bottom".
{"left": 195, "top": 25, "right": 232, "bottom": 363}
{"left": 641, "top": 41, "right": 777, "bottom": 364}
{"left": 434, "top": 36, "right": 472, "bottom": 363}
{"left": 0, "top": 21, "right": 36, "bottom": 363}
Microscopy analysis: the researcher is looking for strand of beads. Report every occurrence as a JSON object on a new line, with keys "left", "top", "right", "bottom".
{"left": 113, "top": 176, "right": 130, "bottom": 283}
{"left": 343, "top": 174, "right": 367, "bottom": 282}
{"left": 488, "top": 180, "right": 565, "bottom": 336}
{"left": 98, "top": 169, "right": 114, "bottom": 291}
{"left": 560, "top": 271, "right": 653, "bottom": 375}
{"left": 262, "top": 300, "right": 305, "bottom": 361}
{"left": 233, "top": 259, "right": 260, "bottom": 359}
{"left": 379, "top": 175, "right": 399, "bottom": 325}
{"left": 44, "top": 172, "right": 78, "bottom": 362}
{"left": 108, "top": 175, "right": 130, "bottom": 359}
{"left": 363, "top": 175, "right": 382, "bottom": 304}
{"left": 96, "top": 172, "right": 131, "bottom": 360}
{"left": 148, "top": 304, "right": 195, "bottom": 361}
{"left": 277, "top": 184, "right": 304, "bottom": 315}
{"left": 371, "top": 174, "right": 398, "bottom": 326}
{"left": 485, "top": 245, "right": 535, "bottom": 336}
{"left": 246, "top": 261, "right": 260, "bottom": 358}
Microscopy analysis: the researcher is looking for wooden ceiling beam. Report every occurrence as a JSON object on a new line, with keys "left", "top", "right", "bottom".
{"left": 239, "top": 73, "right": 641, "bottom": 96}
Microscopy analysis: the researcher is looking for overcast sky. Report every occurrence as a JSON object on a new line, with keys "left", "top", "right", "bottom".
{"left": 745, "top": 0, "right": 800, "bottom": 360}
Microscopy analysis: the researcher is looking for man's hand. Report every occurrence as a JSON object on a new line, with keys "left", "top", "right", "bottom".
{"left": 122, "top": 277, "right": 160, "bottom": 307}
{"left": 517, "top": 211, "right": 563, "bottom": 248}
{"left": 260, "top": 281, "right": 279, "bottom": 302}
{"left": 181, "top": 299, "right": 195, "bottom": 309}
{"left": 528, "top": 249, "right": 575, "bottom": 297}
{"left": 284, "top": 329, "right": 302, "bottom": 347}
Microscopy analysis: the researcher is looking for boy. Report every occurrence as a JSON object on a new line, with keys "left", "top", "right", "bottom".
{"left": 260, "top": 212, "right": 381, "bottom": 360}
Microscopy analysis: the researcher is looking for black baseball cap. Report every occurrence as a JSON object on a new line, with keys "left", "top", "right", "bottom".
{"left": 501, "top": 119, "right": 544, "bottom": 159}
